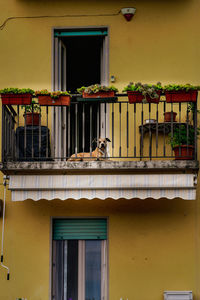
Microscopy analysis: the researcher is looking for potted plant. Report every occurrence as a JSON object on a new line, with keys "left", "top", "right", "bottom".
{"left": 123, "top": 82, "right": 163, "bottom": 104}
{"left": 0, "top": 87, "right": 34, "bottom": 105}
{"left": 77, "top": 84, "right": 118, "bottom": 100}
{"left": 168, "top": 125, "right": 197, "bottom": 159}
{"left": 163, "top": 84, "right": 200, "bottom": 103}
{"left": 35, "top": 90, "right": 71, "bottom": 106}
{"left": 21, "top": 100, "right": 41, "bottom": 126}
{"left": 164, "top": 111, "right": 177, "bottom": 122}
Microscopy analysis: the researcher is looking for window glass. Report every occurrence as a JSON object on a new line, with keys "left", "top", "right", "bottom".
{"left": 85, "top": 240, "right": 101, "bottom": 300}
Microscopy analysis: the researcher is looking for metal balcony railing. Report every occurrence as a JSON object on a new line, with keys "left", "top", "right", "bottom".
{"left": 1, "top": 94, "right": 198, "bottom": 163}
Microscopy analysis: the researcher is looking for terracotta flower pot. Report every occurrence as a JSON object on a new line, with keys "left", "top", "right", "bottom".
{"left": 173, "top": 145, "right": 194, "bottom": 160}
{"left": 164, "top": 112, "right": 177, "bottom": 122}
{"left": 59, "top": 95, "right": 71, "bottom": 106}
{"left": 82, "top": 91, "right": 115, "bottom": 98}
{"left": 127, "top": 91, "right": 143, "bottom": 103}
{"left": 127, "top": 91, "right": 161, "bottom": 104}
{"left": 38, "top": 95, "right": 70, "bottom": 106}
{"left": 24, "top": 113, "right": 40, "bottom": 126}
{"left": 1, "top": 93, "right": 32, "bottom": 105}
{"left": 165, "top": 91, "right": 197, "bottom": 103}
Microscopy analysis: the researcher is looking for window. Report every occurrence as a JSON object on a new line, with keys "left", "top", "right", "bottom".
{"left": 52, "top": 219, "right": 108, "bottom": 300}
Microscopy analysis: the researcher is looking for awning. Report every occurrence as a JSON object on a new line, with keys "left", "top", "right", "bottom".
{"left": 9, "top": 174, "right": 197, "bottom": 201}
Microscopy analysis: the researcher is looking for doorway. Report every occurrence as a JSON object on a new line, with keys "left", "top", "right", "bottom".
{"left": 53, "top": 28, "right": 109, "bottom": 157}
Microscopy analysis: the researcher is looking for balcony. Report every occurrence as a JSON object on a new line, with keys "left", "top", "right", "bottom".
{"left": 0, "top": 94, "right": 199, "bottom": 175}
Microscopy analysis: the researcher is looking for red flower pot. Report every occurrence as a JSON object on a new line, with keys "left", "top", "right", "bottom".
{"left": 82, "top": 91, "right": 115, "bottom": 98}
{"left": 127, "top": 91, "right": 143, "bottom": 103}
{"left": 127, "top": 91, "right": 161, "bottom": 104}
{"left": 38, "top": 95, "right": 70, "bottom": 106}
{"left": 165, "top": 91, "right": 197, "bottom": 103}
{"left": 38, "top": 95, "right": 52, "bottom": 105}
{"left": 24, "top": 113, "right": 40, "bottom": 126}
{"left": 1, "top": 93, "right": 32, "bottom": 105}
{"left": 173, "top": 145, "right": 194, "bottom": 160}
{"left": 59, "top": 95, "right": 71, "bottom": 106}
{"left": 164, "top": 112, "right": 177, "bottom": 122}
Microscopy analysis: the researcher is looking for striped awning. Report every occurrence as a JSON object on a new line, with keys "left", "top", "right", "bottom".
{"left": 9, "top": 174, "right": 197, "bottom": 201}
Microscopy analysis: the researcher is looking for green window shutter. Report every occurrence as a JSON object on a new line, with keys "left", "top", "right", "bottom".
{"left": 53, "top": 219, "right": 107, "bottom": 240}
{"left": 54, "top": 29, "right": 108, "bottom": 37}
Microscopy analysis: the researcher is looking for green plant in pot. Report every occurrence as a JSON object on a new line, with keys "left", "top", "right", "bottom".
{"left": 35, "top": 89, "right": 71, "bottom": 106}
{"left": 168, "top": 125, "right": 198, "bottom": 159}
{"left": 123, "top": 82, "right": 163, "bottom": 104}
{"left": 21, "top": 100, "right": 41, "bottom": 126}
{"left": 0, "top": 87, "right": 35, "bottom": 105}
{"left": 163, "top": 84, "right": 200, "bottom": 103}
{"left": 77, "top": 84, "right": 118, "bottom": 99}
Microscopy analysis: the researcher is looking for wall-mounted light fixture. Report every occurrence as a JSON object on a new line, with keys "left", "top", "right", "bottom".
{"left": 121, "top": 7, "right": 136, "bottom": 22}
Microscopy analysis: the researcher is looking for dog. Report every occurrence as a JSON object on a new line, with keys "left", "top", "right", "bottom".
{"left": 68, "top": 137, "right": 111, "bottom": 161}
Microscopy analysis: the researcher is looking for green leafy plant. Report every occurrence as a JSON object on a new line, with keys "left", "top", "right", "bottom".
{"left": 163, "top": 84, "right": 200, "bottom": 92}
{"left": 123, "top": 82, "right": 163, "bottom": 103}
{"left": 77, "top": 84, "right": 118, "bottom": 95}
{"left": 51, "top": 91, "right": 70, "bottom": 99}
{"left": 21, "top": 100, "right": 41, "bottom": 113}
{"left": 168, "top": 125, "right": 198, "bottom": 148}
{"left": 35, "top": 89, "right": 50, "bottom": 96}
{"left": 0, "top": 87, "right": 35, "bottom": 95}
{"left": 35, "top": 89, "right": 70, "bottom": 99}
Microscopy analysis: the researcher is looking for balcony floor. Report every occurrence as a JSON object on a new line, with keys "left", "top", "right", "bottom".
{"left": 0, "top": 159, "right": 199, "bottom": 175}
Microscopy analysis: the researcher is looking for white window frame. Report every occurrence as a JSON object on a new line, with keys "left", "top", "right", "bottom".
{"left": 50, "top": 217, "right": 109, "bottom": 300}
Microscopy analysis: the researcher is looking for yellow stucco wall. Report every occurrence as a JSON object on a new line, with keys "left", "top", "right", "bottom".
{"left": 0, "top": 196, "right": 200, "bottom": 300}
{"left": 0, "top": 0, "right": 200, "bottom": 299}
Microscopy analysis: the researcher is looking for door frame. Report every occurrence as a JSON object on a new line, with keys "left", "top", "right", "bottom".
{"left": 51, "top": 26, "right": 110, "bottom": 158}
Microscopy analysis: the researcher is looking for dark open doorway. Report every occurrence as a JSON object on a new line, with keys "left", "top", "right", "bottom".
{"left": 61, "top": 36, "right": 103, "bottom": 93}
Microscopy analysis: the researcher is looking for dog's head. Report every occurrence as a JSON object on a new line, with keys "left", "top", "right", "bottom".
{"left": 96, "top": 137, "right": 111, "bottom": 152}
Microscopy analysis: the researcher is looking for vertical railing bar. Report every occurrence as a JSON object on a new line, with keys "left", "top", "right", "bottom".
{"left": 90, "top": 105, "right": 92, "bottom": 157}
{"left": 97, "top": 103, "right": 99, "bottom": 151}
{"left": 186, "top": 102, "right": 189, "bottom": 157}
{"left": 82, "top": 103, "right": 85, "bottom": 154}
{"left": 1, "top": 105, "right": 5, "bottom": 162}
{"left": 178, "top": 103, "right": 182, "bottom": 158}
{"left": 134, "top": 103, "right": 136, "bottom": 157}
{"left": 163, "top": 101, "right": 166, "bottom": 157}
{"left": 53, "top": 107, "right": 56, "bottom": 159}
{"left": 156, "top": 103, "right": 158, "bottom": 157}
{"left": 119, "top": 102, "right": 121, "bottom": 157}
{"left": 75, "top": 103, "right": 78, "bottom": 157}
{"left": 104, "top": 103, "right": 107, "bottom": 139}
{"left": 112, "top": 103, "right": 114, "bottom": 157}
{"left": 24, "top": 106, "right": 27, "bottom": 160}
{"left": 12, "top": 114, "right": 15, "bottom": 161}
{"left": 46, "top": 106, "right": 49, "bottom": 158}
{"left": 16, "top": 105, "right": 20, "bottom": 160}
{"left": 126, "top": 103, "right": 129, "bottom": 157}
{"left": 194, "top": 101, "right": 198, "bottom": 160}
{"left": 5, "top": 112, "right": 8, "bottom": 161}
{"left": 61, "top": 106, "right": 64, "bottom": 160}
{"left": 31, "top": 102, "right": 34, "bottom": 159}
{"left": 39, "top": 109, "right": 41, "bottom": 159}
{"left": 141, "top": 103, "right": 144, "bottom": 159}
{"left": 5, "top": 112, "right": 8, "bottom": 160}
{"left": 148, "top": 103, "right": 152, "bottom": 160}
{"left": 68, "top": 106, "right": 70, "bottom": 158}
{"left": 17, "top": 105, "right": 19, "bottom": 127}
{"left": 170, "top": 102, "right": 174, "bottom": 157}
{"left": 104, "top": 103, "right": 107, "bottom": 159}
{"left": 8, "top": 115, "right": 11, "bottom": 159}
